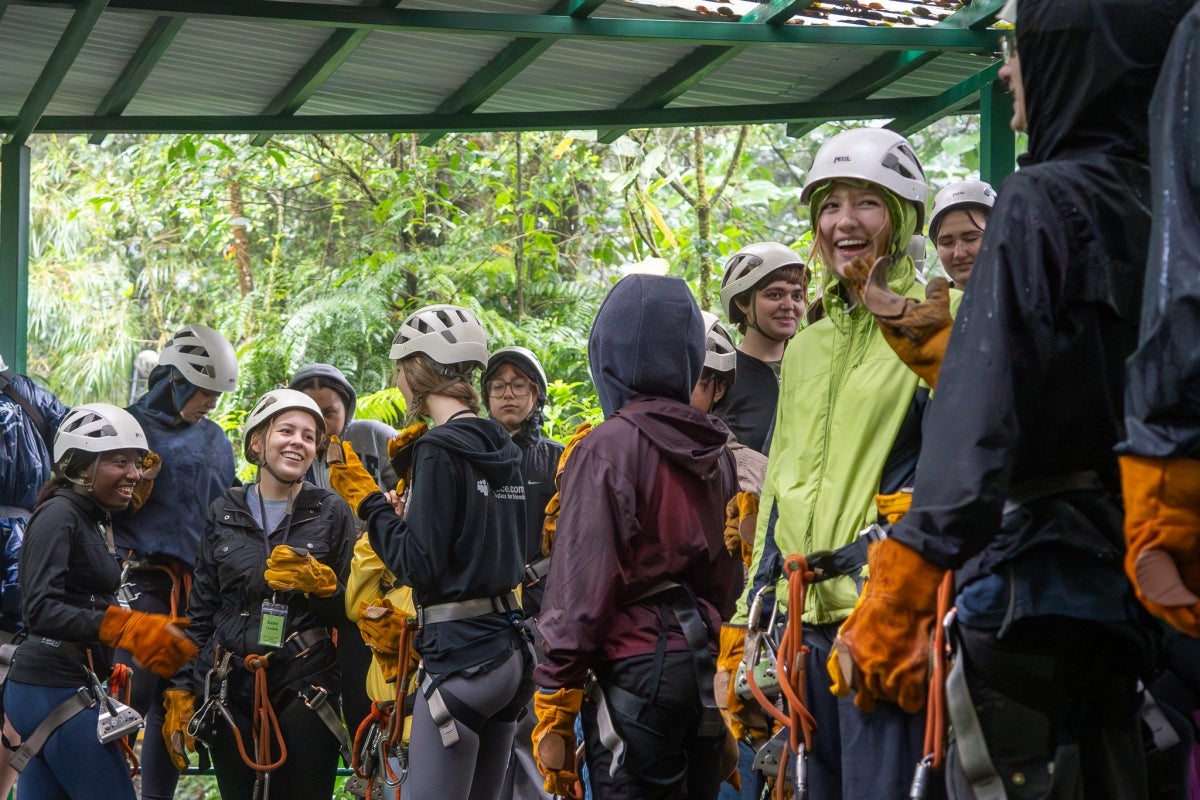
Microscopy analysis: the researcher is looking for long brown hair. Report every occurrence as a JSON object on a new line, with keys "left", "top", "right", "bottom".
{"left": 399, "top": 353, "right": 481, "bottom": 422}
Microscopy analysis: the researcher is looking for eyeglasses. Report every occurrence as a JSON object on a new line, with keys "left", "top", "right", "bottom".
{"left": 486, "top": 379, "right": 532, "bottom": 398}
{"left": 999, "top": 33, "right": 1016, "bottom": 64}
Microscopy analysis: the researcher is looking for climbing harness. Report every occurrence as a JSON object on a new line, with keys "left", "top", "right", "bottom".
{"left": 347, "top": 617, "right": 416, "bottom": 799}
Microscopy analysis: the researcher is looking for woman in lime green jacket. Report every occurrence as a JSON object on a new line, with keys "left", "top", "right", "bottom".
{"left": 725, "top": 127, "right": 960, "bottom": 800}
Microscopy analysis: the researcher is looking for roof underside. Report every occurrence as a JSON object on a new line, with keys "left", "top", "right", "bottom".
{"left": 0, "top": 0, "right": 1005, "bottom": 145}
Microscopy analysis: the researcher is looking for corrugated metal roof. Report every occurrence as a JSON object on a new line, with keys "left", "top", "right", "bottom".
{"left": 0, "top": 0, "right": 1005, "bottom": 142}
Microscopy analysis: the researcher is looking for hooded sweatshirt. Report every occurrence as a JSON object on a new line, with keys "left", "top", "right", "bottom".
{"left": 113, "top": 365, "right": 236, "bottom": 568}
{"left": 362, "top": 415, "right": 525, "bottom": 674}
{"left": 535, "top": 275, "right": 738, "bottom": 689}
{"left": 890, "top": 0, "right": 1189, "bottom": 628}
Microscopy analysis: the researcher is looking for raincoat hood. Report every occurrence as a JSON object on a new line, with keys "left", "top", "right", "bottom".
{"left": 289, "top": 363, "right": 358, "bottom": 427}
{"left": 418, "top": 416, "right": 522, "bottom": 490}
{"left": 137, "top": 364, "right": 201, "bottom": 427}
{"left": 588, "top": 274, "right": 705, "bottom": 419}
{"left": 1017, "top": 0, "right": 1191, "bottom": 165}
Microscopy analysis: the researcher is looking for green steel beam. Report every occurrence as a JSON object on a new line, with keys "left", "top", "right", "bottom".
{"left": 979, "top": 74, "right": 1015, "bottom": 185}
{"left": 250, "top": 0, "right": 403, "bottom": 147}
{"left": 0, "top": 1, "right": 10, "bottom": 25}
{"left": 18, "top": 2, "right": 999, "bottom": 50}
{"left": 740, "top": 0, "right": 817, "bottom": 24}
{"left": 88, "top": 16, "right": 185, "bottom": 145}
{"left": 418, "top": 0, "right": 606, "bottom": 146}
{"left": 0, "top": 143, "right": 30, "bottom": 373}
{"left": 885, "top": 61, "right": 1001, "bottom": 136}
{"left": 935, "top": 0, "right": 1006, "bottom": 29}
{"left": 9, "top": 0, "right": 109, "bottom": 146}
{"left": 3, "top": 96, "right": 918, "bottom": 135}
{"left": 786, "top": 49, "right": 936, "bottom": 138}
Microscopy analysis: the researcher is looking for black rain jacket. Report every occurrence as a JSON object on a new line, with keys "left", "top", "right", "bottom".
{"left": 890, "top": 0, "right": 1189, "bottom": 624}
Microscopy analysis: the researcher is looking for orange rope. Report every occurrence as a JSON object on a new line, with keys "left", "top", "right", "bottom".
{"left": 923, "top": 572, "right": 954, "bottom": 769}
{"left": 225, "top": 655, "right": 286, "bottom": 775}
{"left": 108, "top": 663, "right": 139, "bottom": 776}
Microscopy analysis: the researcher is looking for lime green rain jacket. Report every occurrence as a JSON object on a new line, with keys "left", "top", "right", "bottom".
{"left": 734, "top": 253, "right": 962, "bottom": 626}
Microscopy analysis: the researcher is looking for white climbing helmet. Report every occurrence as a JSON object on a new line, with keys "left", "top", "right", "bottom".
{"left": 243, "top": 388, "right": 326, "bottom": 462}
{"left": 389, "top": 304, "right": 488, "bottom": 369}
{"left": 483, "top": 346, "right": 549, "bottom": 398}
{"left": 801, "top": 128, "right": 929, "bottom": 227}
{"left": 719, "top": 242, "right": 807, "bottom": 323}
{"left": 928, "top": 180, "right": 997, "bottom": 240}
{"left": 701, "top": 312, "right": 737, "bottom": 379}
{"left": 159, "top": 323, "right": 239, "bottom": 393}
{"left": 53, "top": 403, "right": 148, "bottom": 463}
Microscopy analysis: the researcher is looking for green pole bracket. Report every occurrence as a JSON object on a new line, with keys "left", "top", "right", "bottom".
{"left": 980, "top": 76, "right": 1016, "bottom": 186}
{"left": 0, "top": 142, "right": 30, "bottom": 374}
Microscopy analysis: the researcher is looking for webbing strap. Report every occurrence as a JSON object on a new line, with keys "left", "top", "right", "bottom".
{"left": 1138, "top": 682, "right": 1181, "bottom": 752}
{"left": 945, "top": 650, "right": 1008, "bottom": 800}
{"left": 9, "top": 688, "right": 95, "bottom": 772}
{"left": 303, "top": 687, "right": 353, "bottom": 765}
{"left": 421, "top": 675, "right": 461, "bottom": 749}
{"left": 587, "top": 681, "right": 629, "bottom": 776}
{"left": 418, "top": 591, "right": 520, "bottom": 627}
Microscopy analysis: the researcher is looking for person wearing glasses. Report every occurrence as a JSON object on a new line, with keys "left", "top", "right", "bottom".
{"left": 481, "top": 347, "right": 564, "bottom": 800}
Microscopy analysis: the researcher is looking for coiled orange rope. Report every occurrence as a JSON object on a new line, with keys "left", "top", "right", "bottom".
{"left": 227, "top": 654, "right": 286, "bottom": 777}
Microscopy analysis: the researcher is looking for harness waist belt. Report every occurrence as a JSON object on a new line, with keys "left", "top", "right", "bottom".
{"left": 806, "top": 523, "right": 888, "bottom": 584}
{"left": 1002, "top": 470, "right": 1104, "bottom": 515}
{"left": 418, "top": 591, "right": 520, "bottom": 628}
{"left": 9, "top": 688, "right": 95, "bottom": 772}
{"left": 524, "top": 558, "right": 550, "bottom": 585}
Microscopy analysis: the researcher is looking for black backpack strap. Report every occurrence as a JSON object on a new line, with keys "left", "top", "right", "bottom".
{"left": 0, "top": 370, "right": 52, "bottom": 453}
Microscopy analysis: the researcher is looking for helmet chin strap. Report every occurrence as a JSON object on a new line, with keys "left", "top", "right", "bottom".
{"left": 63, "top": 454, "right": 101, "bottom": 489}
{"left": 744, "top": 302, "right": 790, "bottom": 344}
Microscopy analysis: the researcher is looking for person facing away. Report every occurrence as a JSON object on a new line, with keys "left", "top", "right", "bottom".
{"left": 713, "top": 242, "right": 808, "bottom": 456}
{"left": 532, "top": 274, "right": 740, "bottom": 800}
{"left": 832, "top": 2, "right": 1194, "bottom": 799}
{"left": 327, "top": 303, "right": 532, "bottom": 800}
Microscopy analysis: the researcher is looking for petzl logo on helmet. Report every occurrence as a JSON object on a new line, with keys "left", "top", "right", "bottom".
{"left": 833, "top": 156, "right": 852, "bottom": 163}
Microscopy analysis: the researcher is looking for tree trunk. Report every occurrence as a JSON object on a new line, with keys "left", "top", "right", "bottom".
{"left": 227, "top": 179, "right": 253, "bottom": 297}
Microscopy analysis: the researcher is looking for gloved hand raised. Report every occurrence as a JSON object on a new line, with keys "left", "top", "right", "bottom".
{"left": 532, "top": 687, "right": 584, "bottom": 798}
{"left": 1121, "top": 455, "right": 1200, "bottom": 636}
{"left": 328, "top": 437, "right": 383, "bottom": 517}
{"left": 161, "top": 689, "right": 196, "bottom": 771}
{"left": 387, "top": 420, "right": 428, "bottom": 494}
{"left": 541, "top": 422, "right": 593, "bottom": 556}
{"left": 844, "top": 256, "right": 953, "bottom": 388}
{"left": 129, "top": 451, "right": 162, "bottom": 512}
{"left": 98, "top": 606, "right": 198, "bottom": 678}
{"left": 827, "top": 538, "right": 946, "bottom": 713}
{"left": 724, "top": 492, "right": 758, "bottom": 565}
{"left": 264, "top": 544, "right": 338, "bottom": 597}
{"left": 357, "top": 598, "right": 413, "bottom": 683}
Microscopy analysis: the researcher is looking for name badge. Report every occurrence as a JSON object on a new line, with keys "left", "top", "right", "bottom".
{"left": 259, "top": 601, "right": 289, "bottom": 649}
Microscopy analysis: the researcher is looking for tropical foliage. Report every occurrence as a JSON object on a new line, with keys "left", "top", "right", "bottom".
{"left": 25, "top": 117, "right": 990, "bottom": 442}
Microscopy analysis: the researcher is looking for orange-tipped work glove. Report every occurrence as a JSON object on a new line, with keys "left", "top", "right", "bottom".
{"left": 724, "top": 491, "right": 759, "bottom": 566}
{"left": 98, "top": 606, "right": 198, "bottom": 678}
{"left": 161, "top": 689, "right": 196, "bottom": 771}
{"left": 1120, "top": 455, "right": 1200, "bottom": 636}
{"left": 357, "top": 598, "right": 411, "bottom": 683}
{"left": 264, "top": 544, "right": 338, "bottom": 597}
{"left": 532, "top": 687, "right": 584, "bottom": 797}
{"left": 875, "top": 490, "right": 912, "bottom": 525}
{"left": 129, "top": 451, "right": 162, "bottom": 512}
{"left": 846, "top": 256, "right": 953, "bottom": 388}
{"left": 827, "top": 538, "right": 946, "bottom": 713}
{"left": 387, "top": 420, "right": 429, "bottom": 493}
{"left": 715, "top": 624, "right": 768, "bottom": 741}
{"left": 328, "top": 436, "right": 383, "bottom": 517}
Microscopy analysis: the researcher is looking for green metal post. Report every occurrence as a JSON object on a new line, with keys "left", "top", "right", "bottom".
{"left": 979, "top": 75, "right": 1016, "bottom": 186}
{"left": 0, "top": 142, "right": 30, "bottom": 374}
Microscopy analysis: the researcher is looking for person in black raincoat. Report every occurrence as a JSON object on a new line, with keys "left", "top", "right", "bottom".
{"left": 830, "top": 1, "right": 1193, "bottom": 798}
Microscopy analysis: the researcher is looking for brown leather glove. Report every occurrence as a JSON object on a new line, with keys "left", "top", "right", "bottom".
{"left": 98, "top": 606, "right": 197, "bottom": 678}
{"left": 1121, "top": 455, "right": 1200, "bottom": 636}
{"left": 357, "top": 598, "right": 411, "bottom": 683}
{"left": 532, "top": 687, "right": 584, "bottom": 798}
{"left": 129, "top": 451, "right": 162, "bottom": 512}
{"left": 328, "top": 437, "right": 383, "bottom": 517}
{"left": 875, "top": 490, "right": 912, "bottom": 525}
{"left": 264, "top": 544, "right": 338, "bottom": 597}
{"left": 845, "top": 256, "right": 953, "bottom": 388}
{"left": 827, "top": 538, "right": 946, "bottom": 713}
{"left": 387, "top": 420, "right": 429, "bottom": 493}
{"left": 724, "top": 491, "right": 759, "bottom": 566}
{"left": 161, "top": 689, "right": 196, "bottom": 771}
